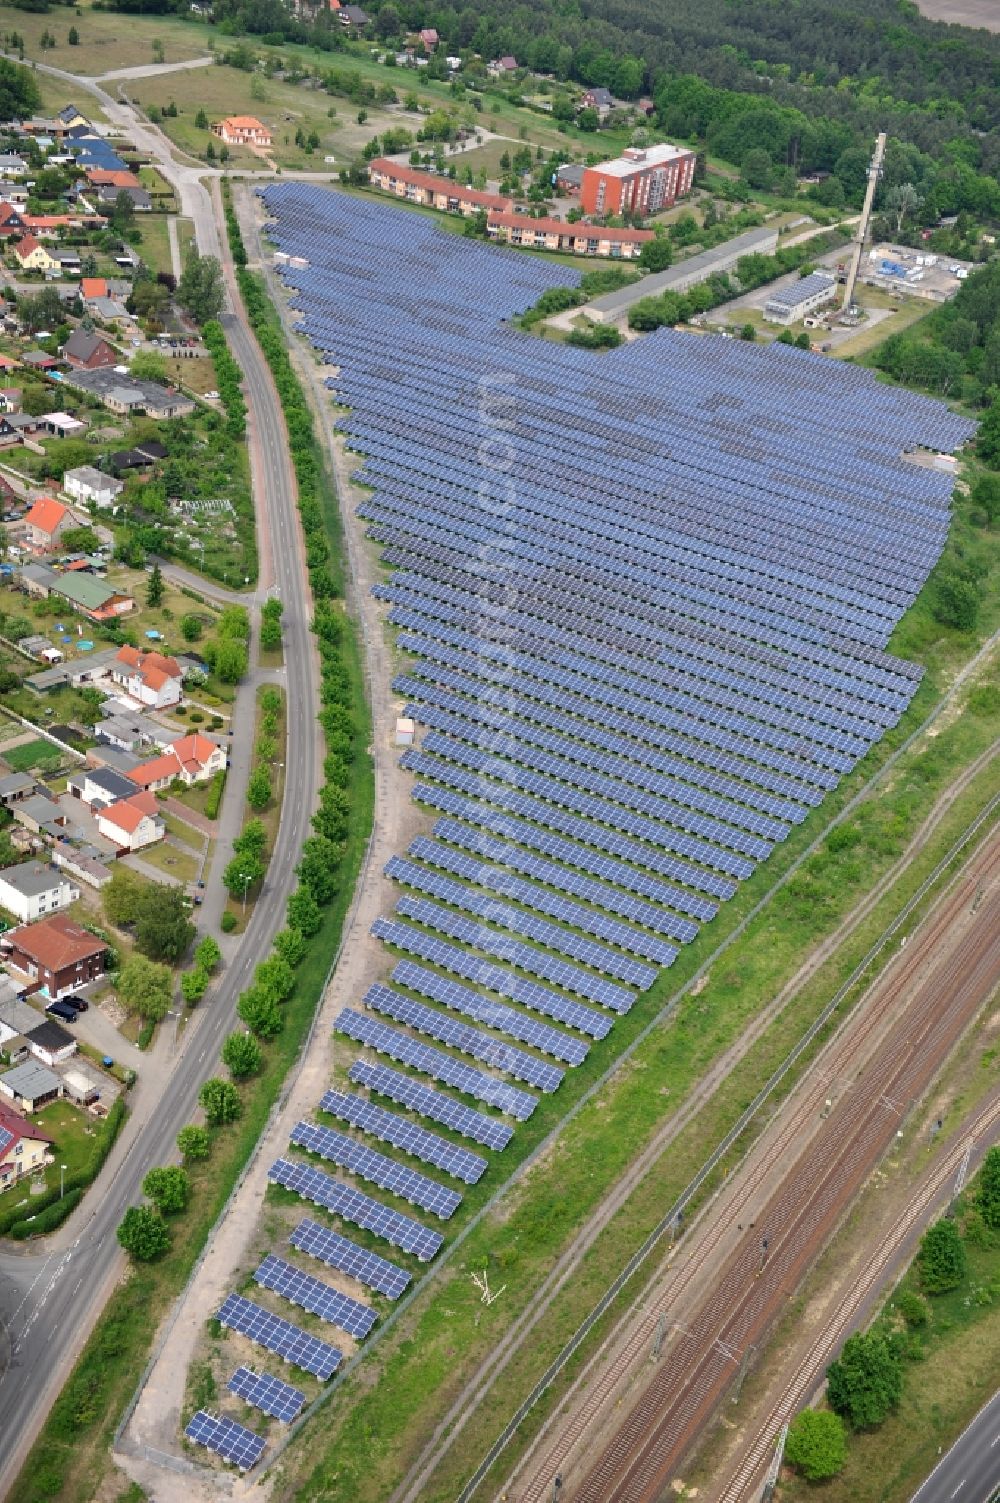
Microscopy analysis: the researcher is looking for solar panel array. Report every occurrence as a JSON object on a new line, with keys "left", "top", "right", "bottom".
{"left": 290, "top": 1118, "right": 462, "bottom": 1219}
{"left": 255, "top": 1253, "right": 379, "bottom": 1337}
{"left": 248, "top": 187, "right": 974, "bottom": 1448}
{"left": 185, "top": 1410, "right": 266, "bottom": 1470}
{"left": 227, "top": 1366, "right": 306, "bottom": 1423}
{"left": 291, "top": 1217, "right": 411, "bottom": 1298}
{"left": 269, "top": 1155, "right": 444, "bottom": 1260}
{"left": 216, "top": 1293, "right": 342, "bottom": 1380}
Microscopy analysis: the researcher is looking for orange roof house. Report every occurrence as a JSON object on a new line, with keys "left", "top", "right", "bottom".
{"left": 80, "top": 277, "right": 108, "bottom": 300}
{"left": 128, "top": 732, "right": 226, "bottom": 790}
{"left": 23, "top": 496, "right": 72, "bottom": 550}
{"left": 211, "top": 115, "right": 272, "bottom": 148}
{"left": 110, "top": 645, "right": 184, "bottom": 709}
{"left": 95, "top": 788, "right": 163, "bottom": 850}
{"left": 83, "top": 168, "right": 141, "bottom": 190}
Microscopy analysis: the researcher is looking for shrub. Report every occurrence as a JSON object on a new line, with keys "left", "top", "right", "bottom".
{"left": 895, "top": 1288, "right": 929, "bottom": 1328}
{"left": 177, "top": 1124, "right": 210, "bottom": 1162}
{"left": 827, "top": 1330, "right": 902, "bottom": 1430}
{"left": 785, "top": 1409, "right": 847, "bottom": 1482}
{"left": 918, "top": 1217, "right": 967, "bottom": 1294}
{"left": 221, "top": 910, "right": 237, "bottom": 934}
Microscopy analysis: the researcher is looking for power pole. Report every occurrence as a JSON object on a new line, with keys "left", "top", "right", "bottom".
{"left": 761, "top": 1422, "right": 789, "bottom": 1503}
{"left": 842, "top": 131, "right": 887, "bottom": 313}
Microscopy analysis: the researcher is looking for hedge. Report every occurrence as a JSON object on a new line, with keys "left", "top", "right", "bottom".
{"left": 201, "top": 319, "right": 247, "bottom": 439}
{"left": 11, "top": 1188, "right": 83, "bottom": 1240}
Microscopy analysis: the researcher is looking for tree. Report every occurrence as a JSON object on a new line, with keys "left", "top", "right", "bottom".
{"left": 195, "top": 108, "right": 208, "bottom": 129}
{"left": 60, "top": 525, "right": 99, "bottom": 555}
{"left": 146, "top": 562, "right": 164, "bottom": 608}
{"left": 237, "top": 987, "right": 283, "bottom": 1039}
{"left": 978, "top": 1146, "right": 1000, "bottom": 1229}
{"left": 247, "top": 766, "right": 272, "bottom": 811}
{"left": 177, "top": 1124, "right": 210, "bottom": 1162}
{"left": 68, "top": 26, "right": 79, "bottom": 44}
{"left": 288, "top": 886, "right": 323, "bottom": 935}
{"left": 885, "top": 182, "right": 922, "bottom": 236}
{"left": 222, "top": 1031, "right": 262, "bottom": 1078}
{"left": 180, "top": 968, "right": 208, "bottom": 1005}
{"left": 117, "top": 954, "right": 173, "bottom": 1021}
{"left": 181, "top": 613, "right": 204, "bottom": 642}
{"left": 142, "top": 1164, "right": 190, "bottom": 1215}
{"left": 785, "top": 1409, "right": 847, "bottom": 1482}
{"left": 134, "top": 885, "right": 194, "bottom": 962}
{"left": 274, "top": 927, "right": 308, "bottom": 966}
{"left": 102, "top": 866, "right": 146, "bottom": 928}
{"left": 0, "top": 59, "right": 41, "bottom": 123}
{"left": 224, "top": 849, "right": 265, "bottom": 901}
{"left": 826, "top": 1330, "right": 902, "bottom": 1430}
{"left": 214, "top": 637, "right": 248, "bottom": 685}
{"left": 117, "top": 1205, "right": 170, "bottom": 1262}
{"left": 639, "top": 236, "right": 672, "bottom": 273}
{"left": 740, "top": 322, "right": 756, "bottom": 341}
{"left": 933, "top": 571, "right": 980, "bottom": 631}
{"left": 199, "top": 1077, "right": 242, "bottom": 1126}
{"left": 254, "top": 954, "right": 295, "bottom": 1003}
{"left": 259, "top": 613, "right": 282, "bottom": 650}
{"left": 577, "top": 106, "right": 599, "bottom": 131}
{"left": 741, "top": 146, "right": 773, "bottom": 190}
{"left": 177, "top": 249, "right": 225, "bottom": 326}
{"left": 195, "top": 934, "right": 222, "bottom": 973}
{"left": 918, "top": 1217, "right": 967, "bottom": 1294}
{"left": 111, "top": 190, "right": 136, "bottom": 235}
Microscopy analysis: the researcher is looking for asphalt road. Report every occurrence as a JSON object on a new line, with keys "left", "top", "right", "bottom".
{"left": 910, "top": 1390, "right": 1000, "bottom": 1503}
{"left": 0, "top": 62, "right": 322, "bottom": 1500}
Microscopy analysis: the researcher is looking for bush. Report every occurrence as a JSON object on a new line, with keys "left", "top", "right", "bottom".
{"left": 10, "top": 1188, "right": 82, "bottom": 1240}
{"left": 827, "top": 1330, "right": 902, "bottom": 1430}
{"left": 894, "top": 1288, "right": 929, "bottom": 1328}
{"left": 918, "top": 1217, "right": 967, "bottom": 1294}
{"left": 785, "top": 1409, "right": 847, "bottom": 1482}
{"left": 221, "top": 910, "right": 237, "bottom": 934}
{"left": 978, "top": 1145, "right": 1000, "bottom": 1229}
{"left": 204, "top": 769, "right": 226, "bottom": 820}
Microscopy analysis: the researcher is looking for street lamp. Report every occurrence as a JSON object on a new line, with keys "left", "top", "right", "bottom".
{"left": 238, "top": 869, "right": 252, "bottom": 916}
{"left": 60, "top": 1163, "right": 67, "bottom": 1200}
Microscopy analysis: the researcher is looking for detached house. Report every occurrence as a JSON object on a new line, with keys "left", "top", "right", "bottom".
{"left": 13, "top": 235, "right": 59, "bottom": 273}
{"left": 128, "top": 732, "right": 225, "bottom": 792}
{"left": 0, "top": 1101, "right": 53, "bottom": 1188}
{"left": 95, "top": 789, "right": 164, "bottom": 851}
{"left": 110, "top": 645, "right": 184, "bottom": 709}
{"left": 62, "top": 328, "right": 118, "bottom": 371}
{"left": 0, "top": 860, "right": 80, "bottom": 925}
{"left": 62, "top": 465, "right": 124, "bottom": 510}
{"left": 2, "top": 912, "right": 108, "bottom": 1000}
{"left": 22, "top": 496, "right": 74, "bottom": 553}
{"left": 212, "top": 116, "right": 273, "bottom": 149}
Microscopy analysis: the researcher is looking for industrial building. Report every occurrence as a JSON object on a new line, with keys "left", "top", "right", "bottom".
{"left": 580, "top": 143, "right": 696, "bottom": 219}
{"left": 763, "top": 271, "right": 837, "bottom": 325}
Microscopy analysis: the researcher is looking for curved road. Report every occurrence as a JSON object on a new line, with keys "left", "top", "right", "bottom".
{"left": 911, "top": 1390, "right": 1000, "bottom": 1503}
{"left": 0, "top": 60, "right": 322, "bottom": 1501}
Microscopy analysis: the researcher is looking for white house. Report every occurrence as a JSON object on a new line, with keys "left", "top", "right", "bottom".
{"left": 0, "top": 860, "right": 79, "bottom": 925}
{"left": 63, "top": 465, "right": 124, "bottom": 509}
{"left": 128, "top": 733, "right": 226, "bottom": 791}
{"left": 110, "top": 645, "right": 183, "bottom": 709}
{"left": 95, "top": 791, "right": 165, "bottom": 851}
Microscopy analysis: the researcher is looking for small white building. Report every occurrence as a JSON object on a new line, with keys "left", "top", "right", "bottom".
{"left": 763, "top": 271, "right": 837, "bottom": 325}
{"left": 95, "top": 792, "right": 164, "bottom": 851}
{"left": 0, "top": 860, "right": 79, "bottom": 924}
{"left": 63, "top": 465, "right": 124, "bottom": 509}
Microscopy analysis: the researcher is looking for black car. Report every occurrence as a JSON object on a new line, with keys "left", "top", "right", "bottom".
{"left": 46, "top": 1000, "right": 78, "bottom": 1024}
{"left": 63, "top": 994, "right": 89, "bottom": 1013}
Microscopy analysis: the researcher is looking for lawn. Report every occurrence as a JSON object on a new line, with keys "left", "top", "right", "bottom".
{"left": 2, "top": 737, "right": 67, "bottom": 773}
{"left": 160, "top": 810, "right": 206, "bottom": 851}
{"left": 164, "top": 353, "right": 218, "bottom": 397}
{"left": 13, "top": 1100, "right": 102, "bottom": 1200}
{"left": 832, "top": 294, "right": 937, "bottom": 360}
{"left": 133, "top": 214, "right": 177, "bottom": 281}
{"left": 0, "top": 5, "right": 211, "bottom": 75}
{"left": 128, "top": 839, "right": 199, "bottom": 884}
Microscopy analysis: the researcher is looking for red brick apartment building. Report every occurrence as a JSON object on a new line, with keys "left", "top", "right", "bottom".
{"left": 581, "top": 143, "right": 696, "bottom": 218}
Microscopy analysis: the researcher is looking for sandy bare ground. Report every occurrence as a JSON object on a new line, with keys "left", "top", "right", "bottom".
{"left": 117, "top": 190, "right": 431, "bottom": 1498}
{"left": 916, "top": 0, "right": 1000, "bottom": 26}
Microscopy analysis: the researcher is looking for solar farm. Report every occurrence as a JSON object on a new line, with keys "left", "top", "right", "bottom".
{"left": 186, "top": 181, "right": 976, "bottom": 1471}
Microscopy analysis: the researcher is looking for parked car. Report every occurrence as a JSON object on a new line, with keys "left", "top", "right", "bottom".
{"left": 63, "top": 994, "right": 89, "bottom": 1012}
{"left": 46, "top": 1000, "right": 78, "bottom": 1023}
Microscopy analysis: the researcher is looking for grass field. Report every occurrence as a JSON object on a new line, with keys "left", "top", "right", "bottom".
{"left": 0, "top": 7, "right": 210, "bottom": 75}
{"left": 1, "top": 737, "right": 67, "bottom": 772}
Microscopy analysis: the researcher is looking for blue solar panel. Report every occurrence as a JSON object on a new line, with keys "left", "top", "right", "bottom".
{"left": 185, "top": 1410, "right": 266, "bottom": 1469}
{"left": 348, "top": 1059, "right": 513, "bottom": 1150}
{"left": 268, "top": 1155, "right": 444, "bottom": 1260}
{"left": 254, "top": 1254, "right": 378, "bottom": 1337}
{"left": 290, "top": 1119, "right": 462, "bottom": 1218}
{"left": 216, "top": 1293, "right": 342, "bottom": 1380}
{"left": 290, "top": 1217, "right": 411, "bottom": 1298}
{"left": 227, "top": 1366, "right": 305, "bottom": 1423}
{"left": 337, "top": 1007, "right": 538, "bottom": 1120}
{"left": 320, "top": 1087, "right": 487, "bottom": 1183}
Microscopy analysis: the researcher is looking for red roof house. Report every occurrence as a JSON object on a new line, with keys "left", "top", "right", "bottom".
{"left": 22, "top": 496, "right": 72, "bottom": 552}
{"left": 110, "top": 645, "right": 184, "bottom": 709}
{"left": 128, "top": 732, "right": 225, "bottom": 791}
{"left": 2, "top": 912, "right": 109, "bottom": 1000}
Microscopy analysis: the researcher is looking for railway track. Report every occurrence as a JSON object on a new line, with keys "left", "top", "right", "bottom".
{"left": 511, "top": 823, "right": 998, "bottom": 1503}
{"left": 715, "top": 1086, "right": 1000, "bottom": 1503}
{"left": 566, "top": 832, "right": 1000, "bottom": 1503}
